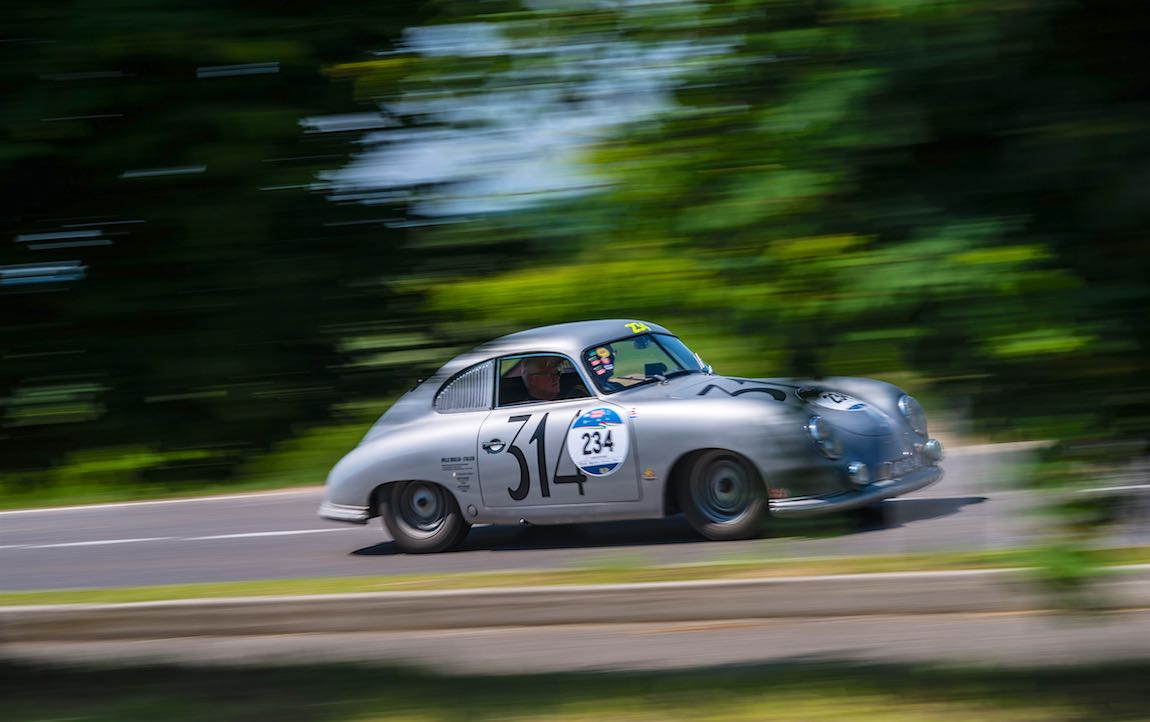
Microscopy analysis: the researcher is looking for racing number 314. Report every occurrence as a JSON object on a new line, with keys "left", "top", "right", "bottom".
{"left": 506, "top": 412, "right": 586, "bottom": 500}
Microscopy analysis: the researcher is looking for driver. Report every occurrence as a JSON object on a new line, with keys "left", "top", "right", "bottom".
{"left": 520, "top": 356, "right": 588, "bottom": 401}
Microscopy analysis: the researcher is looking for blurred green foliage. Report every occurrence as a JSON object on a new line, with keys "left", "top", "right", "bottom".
{"left": 6, "top": 660, "right": 1150, "bottom": 722}
{"left": 3, "top": 0, "right": 1149, "bottom": 498}
{"left": 0, "top": 1, "right": 437, "bottom": 492}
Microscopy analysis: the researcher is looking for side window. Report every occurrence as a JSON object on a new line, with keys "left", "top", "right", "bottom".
{"left": 434, "top": 361, "right": 495, "bottom": 413}
{"left": 498, "top": 354, "right": 591, "bottom": 406}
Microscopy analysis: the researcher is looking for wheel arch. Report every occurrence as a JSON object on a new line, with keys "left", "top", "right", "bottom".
{"left": 369, "top": 478, "right": 463, "bottom": 517}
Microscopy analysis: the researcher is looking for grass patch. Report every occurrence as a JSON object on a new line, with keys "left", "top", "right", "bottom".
{"left": 0, "top": 412, "right": 379, "bottom": 511}
{"left": 3, "top": 660, "right": 1148, "bottom": 721}
{"left": 2, "top": 546, "right": 1147, "bottom": 607}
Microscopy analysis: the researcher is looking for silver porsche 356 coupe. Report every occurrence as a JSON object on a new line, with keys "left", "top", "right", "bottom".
{"left": 320, "top": 319, "right": 943, "bottom": 552}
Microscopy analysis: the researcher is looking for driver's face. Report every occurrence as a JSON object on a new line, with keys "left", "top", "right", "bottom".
{"left": 524, "top": 364, "right": 560, "bottom": 400}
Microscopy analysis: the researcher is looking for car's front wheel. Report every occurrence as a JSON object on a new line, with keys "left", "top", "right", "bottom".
{"left": 380, "top": 481, "right": 470, "bottom": 553}
{"left": 678, "top": 450, "right": 768, "bottom": 541}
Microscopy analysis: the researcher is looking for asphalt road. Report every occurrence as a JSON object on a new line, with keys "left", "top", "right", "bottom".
{"left": 0, "top": 444, "right": 1141, "bottom": 591}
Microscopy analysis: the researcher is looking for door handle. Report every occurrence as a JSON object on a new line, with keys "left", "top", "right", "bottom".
{"left": 483, "top": 438, "right": 505, "bottom": 453}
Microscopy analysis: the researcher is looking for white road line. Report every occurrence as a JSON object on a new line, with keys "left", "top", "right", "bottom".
{"left": 1079, "top": 484, "right": 1150, "bottom": 494}
{"left": 0, "top": 528, "right": 355, "bottom": 551}
{"left": 0, "top": 487, "right": 324, "bottom": 516}
{"left": 0, "top": 537, "right": 172, "bottom": 550}
{"left": 189, "top": 529, "right": 349, "bottom": 541}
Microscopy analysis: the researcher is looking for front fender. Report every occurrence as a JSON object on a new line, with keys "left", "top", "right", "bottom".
{"left": 634, "top": 397, "right": 844, "bottom": 500}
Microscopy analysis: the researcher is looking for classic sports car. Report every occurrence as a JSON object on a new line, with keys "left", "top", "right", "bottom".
{"left": 320, "top": 319, "right": 943, "bottom": 552}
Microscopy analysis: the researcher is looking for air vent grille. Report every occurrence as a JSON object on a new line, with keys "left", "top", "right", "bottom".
{"left": 434, "top": 361, "right": 494, "bottom": 413}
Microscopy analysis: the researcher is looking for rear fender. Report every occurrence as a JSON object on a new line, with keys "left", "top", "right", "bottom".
{"left": 323, "top": 416, "right": 484, "bottom": 515}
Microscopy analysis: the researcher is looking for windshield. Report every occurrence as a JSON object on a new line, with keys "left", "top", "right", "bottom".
{"left": 582, "top": 333, "right": 703, "bottom": 394}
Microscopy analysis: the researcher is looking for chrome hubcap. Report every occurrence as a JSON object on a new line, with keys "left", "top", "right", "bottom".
{"left": 693, "top": 459, "right": 753, "bottom": 524}
{"left": 399, "top": 483, "right": 446, "bottom": 533}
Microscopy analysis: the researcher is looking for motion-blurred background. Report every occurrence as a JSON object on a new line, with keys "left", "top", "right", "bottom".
{"left": 2, "top": 0, "right": 1147, "bottom": 504}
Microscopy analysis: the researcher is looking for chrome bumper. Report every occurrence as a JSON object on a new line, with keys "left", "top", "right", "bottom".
{"left": 770, "top": 465, "right": 944, "bottom": 518}
{"left": 318, "top": 501, "right": 371, "bottom": 525}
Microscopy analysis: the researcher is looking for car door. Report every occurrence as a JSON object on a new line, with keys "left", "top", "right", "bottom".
{"left": 477, "top": 354, "right": 641, "bottom": 508}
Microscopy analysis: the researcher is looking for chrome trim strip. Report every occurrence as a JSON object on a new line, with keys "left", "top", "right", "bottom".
{"left": 318, "top": 501, "right": 371, "bottom": 525}
{"left": 769, "top": 466, "right": 944, "bottom": 518}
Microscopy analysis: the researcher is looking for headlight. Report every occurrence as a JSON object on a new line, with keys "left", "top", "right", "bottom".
{"left": 898, "top": 394, "right": 927, "bottom": 436}
{"left": 806, "top": 415, "right": 843, "bottom": 459}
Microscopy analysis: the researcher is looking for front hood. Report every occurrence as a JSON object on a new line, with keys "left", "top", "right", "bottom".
{"left": 797, "top": 387, "right": 896, "bottom": 437}
{"left": 668, "top": 374, "right": 895, "bottom": 437}
{"left": 667, "top": 374, "right": 796, "bottom": 404}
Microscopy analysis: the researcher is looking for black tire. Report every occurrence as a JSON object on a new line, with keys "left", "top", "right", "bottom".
{"left": 380, "top": 481, "right": 470, "bottom": 553}
{"left": 677, "top": 450, "right": 768, "bottom": 541}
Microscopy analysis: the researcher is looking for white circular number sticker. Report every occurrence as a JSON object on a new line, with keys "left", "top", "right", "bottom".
{"left": 567, "top": 407, "right": 630, "bottom": 477}
{"left": 809, "top": 391, "right": 868, "bottom": 412}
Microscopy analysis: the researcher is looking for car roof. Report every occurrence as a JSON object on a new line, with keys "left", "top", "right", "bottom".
{"left": 436, "top": 319, "right": 672, "bottom": 378}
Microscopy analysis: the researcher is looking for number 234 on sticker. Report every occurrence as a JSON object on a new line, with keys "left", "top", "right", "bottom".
{"left": 566, "top": 407, "right": 630, "bottom": 476}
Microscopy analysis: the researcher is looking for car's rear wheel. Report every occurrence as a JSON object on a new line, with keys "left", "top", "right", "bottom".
{"left": 678, "top": 450, "right": 767, "bottom": 540}
{"left": 380, "top": 481, "right": 470, "bottom": 553}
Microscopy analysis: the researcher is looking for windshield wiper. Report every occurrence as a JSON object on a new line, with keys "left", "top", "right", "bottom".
{"left": 612, "top": 369, "right": 692, "bottom": 389}
{"left": 651, "top": 369, "right": 693, "bottom": 384}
